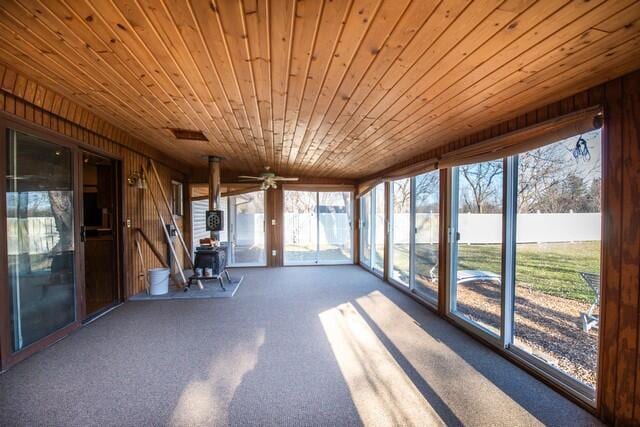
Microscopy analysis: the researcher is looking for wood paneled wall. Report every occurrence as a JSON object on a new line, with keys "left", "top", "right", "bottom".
{"left": 266, "top": 187, "right": 283, "bottom": 267}
{"left": 599, "top": 72, "right": 640, "bottom": 426}
{"left": 363, "top": 70, "right": 640, "bottom": 425}
{"left": 0, "top": 64, "right": 189, "bottom": 298}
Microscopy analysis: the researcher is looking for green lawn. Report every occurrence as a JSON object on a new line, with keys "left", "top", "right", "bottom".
{"left": 293, "top": 238, "right": 599, "bottom": 303}
{"left": 513, "top": 241, "right": 600, "bottom": 302}
{"left": 457, "top": 242, "right": 600, "bottom": 302}
{"left": 393, "top": 241, "right": 600, "bottom": 303}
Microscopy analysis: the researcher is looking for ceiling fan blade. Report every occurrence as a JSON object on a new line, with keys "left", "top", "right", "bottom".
{"left": 273, "top": 177, "right": 299, "bottom": 181}
{"left": 237, "top": 176, "right": 265, "bottom": 180}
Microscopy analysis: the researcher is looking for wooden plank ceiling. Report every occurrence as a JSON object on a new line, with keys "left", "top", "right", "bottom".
{"left": 0, "top": 0, "right": 638, "bottom": 178}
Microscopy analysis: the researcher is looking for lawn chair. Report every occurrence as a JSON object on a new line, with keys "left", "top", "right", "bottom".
{"left": 428, "top": 263, "right": 501, "bottom": 285}
{"left": 457, "top": 269, "right": 501, "bottom": 285}
{"left": 580, "top": 272, "right": 600, "bottom": 332}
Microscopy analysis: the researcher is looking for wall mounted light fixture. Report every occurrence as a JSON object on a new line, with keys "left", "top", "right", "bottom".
{"left": 127, "top": 171, "right": 147, "bottom": 189}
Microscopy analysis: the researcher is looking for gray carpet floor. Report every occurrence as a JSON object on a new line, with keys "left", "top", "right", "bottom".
{"left": 0, "top": 266, "right": 601, "bottom": 426}
{"left": 129, "top": 273, "right": 243, "bottom": 300}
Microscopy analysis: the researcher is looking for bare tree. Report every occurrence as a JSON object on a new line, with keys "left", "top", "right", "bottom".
{"left": 517, "top": 135, "right": 602, "bottom": 213}
{"left": 517, "top": 145, "right": 565, "bottom": 212}
{"left": 49, "top": 191, "right": 74, "bottom": 252}
{"left": 392, "top": 179, "right": 411, "bottom": 212}
{"left": 460, "top": 161, "right": 502, "bottom": 213}
{"left": 284, "top": 190, "right": 315, "bottom": 213}
{"left": 340, "top": 192, "right": 352, "bottom": 223}
{"left": 414, "top": 172, "right": 439, "bottom": 212}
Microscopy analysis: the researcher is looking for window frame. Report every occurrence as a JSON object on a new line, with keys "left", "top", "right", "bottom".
{"left": 503, "top": 148, "right": 599, "bottom": 403}
{"left": 445, "top": 136, "right": 602, "bottom": 405}
{"left": 388, "top": 178, "right": 412, "bottom": 289}
{"left": 371, "top": 183, "right": 386, "bottom": 277}
{"left": 171, "top": 180, "right": 184, "bottom": 217}
{"left": 0, "top": 119, "right": 93, "bottom": 370}
{"left": 228, "top": 190, "right": 267, "bottom": 267}
{"left": 411, "top": 170, "right": 441, "bottom": 308}
{"left": 447, "top": 163, "right": 505, "bottom": 347}
{"left": 284, "top": 189, "right": 354, "bottom": 266}
{"left": 359, "top": 190, "right": 373, "bottom": 270}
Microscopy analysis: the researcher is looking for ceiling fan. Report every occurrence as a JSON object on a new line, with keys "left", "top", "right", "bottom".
{"left": 238, "top": 166, "right": 299, "bottom": 190}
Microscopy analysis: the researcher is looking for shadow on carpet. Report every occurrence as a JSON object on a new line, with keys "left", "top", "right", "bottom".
{"left": 129, "top": 274, "right": 243, "bottom": 300}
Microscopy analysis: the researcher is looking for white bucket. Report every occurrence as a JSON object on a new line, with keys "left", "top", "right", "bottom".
{"left": 149, "top": 267, "right": 170, "bottom": 295}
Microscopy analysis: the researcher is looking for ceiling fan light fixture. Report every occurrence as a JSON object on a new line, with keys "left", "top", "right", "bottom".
{"left": 241, "top": 166, "right": 297, "bottom": 190}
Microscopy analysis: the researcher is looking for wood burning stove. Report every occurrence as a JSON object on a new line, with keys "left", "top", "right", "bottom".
{"left": 188, "top": 244, "right": 230, "bottom": 291}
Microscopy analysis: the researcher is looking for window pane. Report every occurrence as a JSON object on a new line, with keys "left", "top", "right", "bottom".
{"left": 360, "top": 193, "right": 372, "bottom": 268}
{"left": 414, "top": 171, "right": 439, "bottom": 301}
{"left": 453, "top": 160, "right": 503, "bottom": 335}
{"left": 285, "top": 190, "right": 318, "bottom": 264}
{"left": 172, "top": 181, "right": 183, "bottom": 216}
{"left": 6, "top": 131, "right": 76, "bottom": 352}
{"left": 390, "top": 179, "right": 411, "bottom": 286}
{"left": 191, "top": 199, "right": 209, "bottom": 255}
{"left": 373, "top": 183, "right": 386, "bottom": 274}
{"left": 230, "top": 191, "right": 265, "bottom": 265}
{"left": 219, "top": 196, "right": 228, "bottom": 243}
{"left": 514, "top": 130, "right": 601, "bottom": 389}
{"left": 318, "top": 192, "right": 352, "bottom": 263}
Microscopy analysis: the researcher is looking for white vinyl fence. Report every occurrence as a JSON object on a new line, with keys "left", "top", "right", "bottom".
{"left": 6, "top": 217, "right": 60, "bottom": 255}
{"left": 192, "top": 204, "right": 600, "bottom": 249}
{"left": 191, "top": 200, "right": 211, "bottom": 250}
{"left": 191, "top": 199, "right": 263, "bottom": 248}
{"left": 389, "top": 212, "right": 600, "bottom": 244}
{"left": 285, "top": 213, "right": 351, "bottom": 246}
{"left": 234, "top": 214, "right": 264, "bottom": 246}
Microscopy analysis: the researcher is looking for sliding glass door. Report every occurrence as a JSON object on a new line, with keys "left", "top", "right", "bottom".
{"left": 359, "top": 184, "right": 385, "bottom": 274}
{"left": 511, "top": 130, "right": 602, "bottom": 393}
{"left": 285, "top": 190, "right": 353, "bottom": 265}
{"left": 284, "top": 190, "right": 317, "bottom": 264}
{"left": 413, "top": 171, "right": 440, "bottom": 302}
{"left": 5, "top": 130, "right": 78, "bottom": 352}
{"left": 229, "top": 191, "right": 266, "bottom": 266}
{"left": 319, "top": 192, "right": 352, "bottom": 263}
{"left": 450, "top": 160, "right": 504, "bottom": 336}
{"left": 372, "top": 183, "right": 386, "bottom": 275}
{"left": 389, "top": 179, "right": 411, "bottom": 287}
{"left": 447, "top": 129, "right": 602, "bottom": 401}
{"left": 359, "top": 192, "right": 372, "bottom": 268}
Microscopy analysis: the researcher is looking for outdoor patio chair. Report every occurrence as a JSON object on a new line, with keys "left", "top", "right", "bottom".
{"left": 428, "top": 264, "right": 502, "bottom": 285}
{"left": 456, "top": 269, "right": 501, "bottom": 285}
{"left": 580, "top": 272, "right": 600, "bottom": 332}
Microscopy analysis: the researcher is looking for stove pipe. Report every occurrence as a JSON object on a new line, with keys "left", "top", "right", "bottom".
{"left": 208, "top": 155, "right": 222, "bottom": 240}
